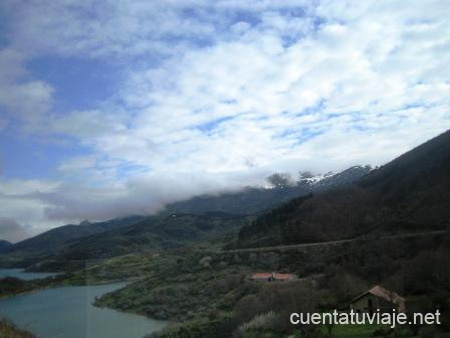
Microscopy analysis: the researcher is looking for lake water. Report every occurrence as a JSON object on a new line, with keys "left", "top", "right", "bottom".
{"left": 0, "top": 268, "right": 59, "bottom": 280}
{"left": 0, "top": 282, "right": 167, "bottom": 338}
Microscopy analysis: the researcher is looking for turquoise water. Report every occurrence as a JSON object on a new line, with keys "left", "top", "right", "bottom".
{"left": 0, "top": 268, "right": 58, "bottom": 280}
{"left": 0, "top": 282, "right": 167, "bottom": 338}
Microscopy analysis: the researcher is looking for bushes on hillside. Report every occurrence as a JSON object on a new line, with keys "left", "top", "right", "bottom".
{"left": 0, "top": 319, "right": 35, "bottom": 338}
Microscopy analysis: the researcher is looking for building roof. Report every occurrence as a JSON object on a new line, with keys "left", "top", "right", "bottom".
{"left": 351, "top": 285, "right": 406, "bottom": 311}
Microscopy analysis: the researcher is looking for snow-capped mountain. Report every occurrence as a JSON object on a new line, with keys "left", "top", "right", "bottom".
{"left": 167, "top": 165, "right": 373, "bottom": 215}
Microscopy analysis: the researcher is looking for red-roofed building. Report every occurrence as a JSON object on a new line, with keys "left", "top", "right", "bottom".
{"left": 350, "top": 285, "right": 406, "bottom": 314}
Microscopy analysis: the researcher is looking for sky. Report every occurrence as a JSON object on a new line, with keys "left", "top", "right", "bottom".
{"left": 0, "top": 0, "right": 449, "bottom": 242}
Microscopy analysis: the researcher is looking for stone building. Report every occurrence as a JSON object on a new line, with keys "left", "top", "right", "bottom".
{"left": 350, "top": 285, "right": 406, "bottom": 314}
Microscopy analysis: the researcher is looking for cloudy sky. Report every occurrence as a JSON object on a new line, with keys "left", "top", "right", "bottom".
{"left": 0, "top": 0, "right": 449, "bottom": 242}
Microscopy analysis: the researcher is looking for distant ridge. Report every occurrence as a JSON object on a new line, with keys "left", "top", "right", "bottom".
{"left": 0, "top": 165, "right": 371, "bottom": 266}
{"left": 166, "top": 165, "right": 372, "bottom": 215}
{"left": 0, "top": 240, "right": 12, "bottom": 253}
{"left": 0, "top": 216, "right": 146, "bottom": 266}
{"left": 238, "top": 130, "right": 450, "bottom": 248}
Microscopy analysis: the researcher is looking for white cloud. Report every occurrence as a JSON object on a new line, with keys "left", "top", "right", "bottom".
{"left": 97, "top": 1, "right": 449, "bottom": 176}
{"left": 0, "top": 48, "right": 55, "bottom": 131}
{"left": 1, "top": 0, "right": 450, "bottom": 235}
{"left": 0, "top": 179, "right": 62, "bottom": 241}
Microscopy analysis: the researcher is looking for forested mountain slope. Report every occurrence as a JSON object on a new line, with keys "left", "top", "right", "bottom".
{"left": 238, "top": 130, "right": 450, "bottom": 248}
{"left": 0, "top": 216, "right": 146, "bottom": 265}
{"left": 0, "top": 166, "right": 371, "bottom": 265}
{"left": 59, "top": 212, "right": 247, "bottom": 260}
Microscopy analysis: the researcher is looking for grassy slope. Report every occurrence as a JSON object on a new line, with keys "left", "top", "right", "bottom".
{"left": 94, "top": 253, "right": 258, "bottom": 322}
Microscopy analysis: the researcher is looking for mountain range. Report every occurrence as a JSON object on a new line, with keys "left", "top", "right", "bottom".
{"left": 166, "top": 165, "right": 372, "bottom": 215}
{"left": 2, "top": 129, "right": 450, "bottom": 268}
{"left": 238, "top": 129, "right": 450, "bottom": 248}
{"left": 0, "top": 165, "right": 371, "bottom": 267}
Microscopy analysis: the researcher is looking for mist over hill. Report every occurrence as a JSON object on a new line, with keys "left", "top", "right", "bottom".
{"left": 0, "top": 165, "right": 371, "bottom": 266}
{"left": 166, "top": 165, "right": 372, "bottom": 215}
{"left": 3, "top": 125, "right": 449, "bottom": 267}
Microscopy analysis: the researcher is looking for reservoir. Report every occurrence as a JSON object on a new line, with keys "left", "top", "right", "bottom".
{"left": 0, "top": 280, "right": 167, "bottom": 338}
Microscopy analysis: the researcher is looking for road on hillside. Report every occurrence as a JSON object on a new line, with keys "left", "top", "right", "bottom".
{"left": 218, "top": 229, "right": 449, "bottom": 254}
